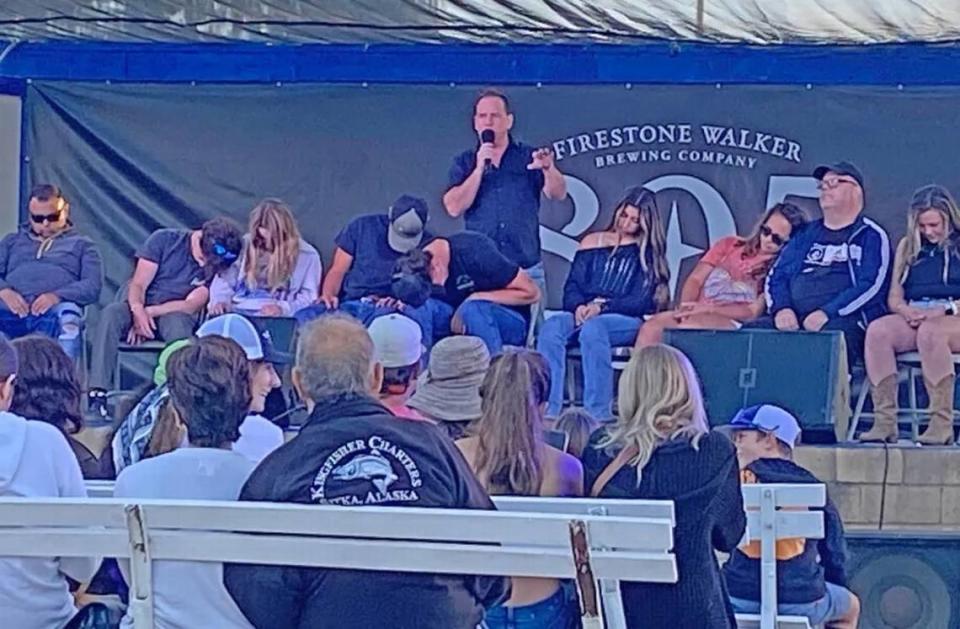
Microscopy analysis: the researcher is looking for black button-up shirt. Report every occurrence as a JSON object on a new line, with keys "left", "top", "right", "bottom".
{"left": 448, "top": 138, "right": 545, "bottom": 268}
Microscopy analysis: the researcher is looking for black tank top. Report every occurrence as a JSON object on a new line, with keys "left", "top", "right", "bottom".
{"left": 903, "top": 241, "right": 960, "bottom": 301}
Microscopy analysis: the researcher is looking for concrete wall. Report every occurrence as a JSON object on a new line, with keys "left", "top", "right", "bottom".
{"left": 796, "top": 445, "right": 960, "bottom": 531}
{"left": 0, "top": 94, "right": 21, "bottom": 235}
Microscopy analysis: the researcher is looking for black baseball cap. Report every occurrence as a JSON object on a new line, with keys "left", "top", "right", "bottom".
{"left": 813, "top": 161, "right": 864, "bottom": 189}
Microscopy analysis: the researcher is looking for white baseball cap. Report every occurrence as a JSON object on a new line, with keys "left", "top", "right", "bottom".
{"left": 196, "top": 314, "right": 291, "bottom": 364}
{"left": 720, "top": 404, "right": 802, "bottom": 449}
{"left": 368, "top": 314, "right": 423, "bottom": 368}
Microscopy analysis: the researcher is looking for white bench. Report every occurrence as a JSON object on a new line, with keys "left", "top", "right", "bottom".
{"left": 734, "top": 483, "right": 826, "bottom": 629}
{"left": 0, "top": 496, "right": 676, "bottom": 629}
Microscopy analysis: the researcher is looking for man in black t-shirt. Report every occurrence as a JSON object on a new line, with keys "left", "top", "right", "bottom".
{"left": 443, "top": 88, "right": 567, "bottom": 313}
{"left": 88, "top": 217, "right": 243, "bottom": 413}
{"left": 418, "top": 231, "right": 540, "bottom": 355}
{"left": 295, "top": 195, "right": 452, "bottom": 349}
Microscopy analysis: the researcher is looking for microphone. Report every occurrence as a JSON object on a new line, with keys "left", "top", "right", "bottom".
{"left": 480, "top": 129, "right": 495, "bottom": 173}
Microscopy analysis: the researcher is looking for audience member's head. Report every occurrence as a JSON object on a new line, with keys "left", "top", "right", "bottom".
{"left": 721, "top": 404, "right": 801, "bottom": 468}
{"left": 473, "top": 350, "right": 550, "bottom": 495}
{"left": 0, "top": 334, "right": 18, "bottom": 412}
{"left": 392, "top": 248, "right": 434, "bottom": 308}
{"left": 199, "top": 216, "right": 244, "bottom": 278}
{"left": 294, "top": 314, "right": 380, "bottom": 408}
{"left": 10, "top": 336, "right": 82, "bottom": 434}
{"left": 166, "top": 336, "right": 251, "bottom": 448}
{"left": 814, "top": 161, "right": 864, "bottom": 215}
{"left": 602, "top": 344, "right": 708, "bottom": 479}
{"left": 246, "top": 198, "right": 302, "bottom": 290}
{"left": 28, "top": 183, "right": 70, "bottom": 239}
{"left": 906, "top": 184, "right": 960, "bottom": 252}
{"left": 555, "top": 407, "right": 600, "bottom": 459}
{"left": 196, "top": 314, "right": 288, "bottom": 414}
{"left": 742, "top": 202, "right": 808, "bottom": 258}
{"left": 368, "top": 314, "right": 423, "bottom": 399}
{"left": 408, "top": 335, "right": 490, "bottom": 438}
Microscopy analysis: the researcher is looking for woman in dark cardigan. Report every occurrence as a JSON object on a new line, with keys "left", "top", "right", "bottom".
{"left": 581, "top": 344, "right": 745, "bottom": 628}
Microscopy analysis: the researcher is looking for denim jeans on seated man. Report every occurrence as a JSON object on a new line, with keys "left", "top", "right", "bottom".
{"left": 457, "top": 300, "right": 528, "bottom": 357}
{"left": 729, "top": 580, "right": 855, "bottom": 627}
{"left": 295, "top": 298, "right": 453, "bottom": 350}
{"left": 537, "top": 312, "right": 641, "bottom": 420}
{"left": 0, "top": 301, "right": 83, "bottom": 362}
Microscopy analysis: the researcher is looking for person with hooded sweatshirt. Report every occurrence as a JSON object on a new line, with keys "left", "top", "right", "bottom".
{"left": 581, "top": 344, "right": 745, "bottom": 629}
{"left": 0, "top": 184, "right": 102, "bottom": 361}
{"left": 720, "top": 405, "right": 860, "bottom": 629}
{"left": 0, "top": 333, "right": 101, "bottom": 628}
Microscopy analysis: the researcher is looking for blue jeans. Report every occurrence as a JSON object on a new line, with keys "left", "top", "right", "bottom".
{"left": 484, "top": 585, "right": 576, "bottom": 629}
{"left": 525, "top": 262, "right": 547, "bottom": 347}
{"left": 458, "top": 300, "right": 529, "bottom": 356}
{"left": 0, "top": 300, "right": 82, "bottom": 361}
{"left": 537, "top": 312, "right": 642, "bottom": 420}
{"left": 295, "top": 298, "right": 453, "bottom": 350}
{"left": 729, "top": 581, "right": 855, "bottom": 626}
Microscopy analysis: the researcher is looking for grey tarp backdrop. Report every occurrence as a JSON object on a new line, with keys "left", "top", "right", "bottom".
{"left": 23, "top": 82, "right": 960, "bottom": 307}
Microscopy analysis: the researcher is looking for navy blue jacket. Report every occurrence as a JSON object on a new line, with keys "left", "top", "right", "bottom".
{"left": 723, "top": 457, "right": 848, "bottom": 605}
{"left": 764, "top": 214, "right": 890, "bottom": 325}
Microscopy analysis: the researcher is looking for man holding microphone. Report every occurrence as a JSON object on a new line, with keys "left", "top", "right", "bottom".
{"left": 443, "top": 88, "right": 567, "bottom": 333}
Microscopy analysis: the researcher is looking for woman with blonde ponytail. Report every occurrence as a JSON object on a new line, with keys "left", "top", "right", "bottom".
{"left": 537, "top": 186, "right": 669, "bottom": 420}
{"left": 456, "top": 350, "right": 583, "bottom": 629}
{"left": 581, "top": 344, "right": 745, "bottom": 629}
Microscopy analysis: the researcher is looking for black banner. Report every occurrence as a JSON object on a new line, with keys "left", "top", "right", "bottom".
{"left": 23, "top": 82, "right": 960, "bottom": 306}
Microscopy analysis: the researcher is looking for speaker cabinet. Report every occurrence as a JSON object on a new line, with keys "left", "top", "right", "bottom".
{"left": 664, "top": 328, "right": 842, "bottom": 430}
{"left": 846, "top": 532, "right": 960, "bottom": 629}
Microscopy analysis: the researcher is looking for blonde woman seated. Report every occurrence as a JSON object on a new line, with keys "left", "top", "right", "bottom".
{"left": 581, "top": 345, "right": 746, "bottom": 628}
{"left": 860, "top": 185, "right": 960, "bottom": 445}
{"left": 636, "top": 203, "right": 807, "bottom": 346}
{"left": 456, "top": 350, "right": 583, "bottom": 629}
{"left": 210, "top": 199, "right": 322, "bottom": 317}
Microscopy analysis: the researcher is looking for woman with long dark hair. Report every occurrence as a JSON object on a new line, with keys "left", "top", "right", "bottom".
{"left": 860, "top": 184, "right": 960, "bottom": 444}
{"left": 11, "top": 335, "right": 114, "bottom": 478}
{"left": 456, "top": 350, "right": 583, "bottom": 629}
{"left": 636, "top": 202, "right": 807, "bottom": 346}
{"left": 537, "top": 186, "right": 669, "bottom": 420}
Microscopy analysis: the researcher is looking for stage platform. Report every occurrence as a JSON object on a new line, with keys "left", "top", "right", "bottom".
{"left": 795, "top": 443, "right": 960, "bottom": 531}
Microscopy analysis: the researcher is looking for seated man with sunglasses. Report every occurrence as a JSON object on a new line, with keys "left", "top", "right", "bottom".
{"left": 757, "top": 162, "right": 891, "bottom": 367}
{"left": 87, "top": 217, "right": 244, "bottom": 417}
{"left": 0, "top": 184, "right": 102, "bottom": 361}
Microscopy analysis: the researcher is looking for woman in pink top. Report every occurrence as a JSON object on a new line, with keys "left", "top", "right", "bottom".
{"left": 636, "top": 203, "right": 807, "bottom": 346}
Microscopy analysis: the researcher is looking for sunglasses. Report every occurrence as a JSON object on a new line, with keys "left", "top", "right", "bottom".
{"left": 30, "top": 210, "right": 62, "bottom": 224}
{"left": 760, "top": 225, "right": 789, "bottom": 247}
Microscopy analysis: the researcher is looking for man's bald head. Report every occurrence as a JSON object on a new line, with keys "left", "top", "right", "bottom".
{"left": 293, "top": 314, "right": 380, "bottom": 405}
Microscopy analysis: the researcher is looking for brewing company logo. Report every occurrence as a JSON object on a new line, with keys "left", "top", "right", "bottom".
{"left": 550, "top": 123, "right": 803, "bottom": 171}
{"left": 311, "top": 435, "right": 423, "bottom": 506}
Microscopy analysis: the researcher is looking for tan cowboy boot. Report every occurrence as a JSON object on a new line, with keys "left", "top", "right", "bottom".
{"left": 859, "top": 374, "right": 899, "bottom": 443}
{"left": 918, "top": 374, "right": 956, "bottom": 445}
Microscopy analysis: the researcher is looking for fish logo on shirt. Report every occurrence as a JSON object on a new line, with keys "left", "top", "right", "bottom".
{"left": 331, "top": 452, "right": 398, "bottom": 494}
